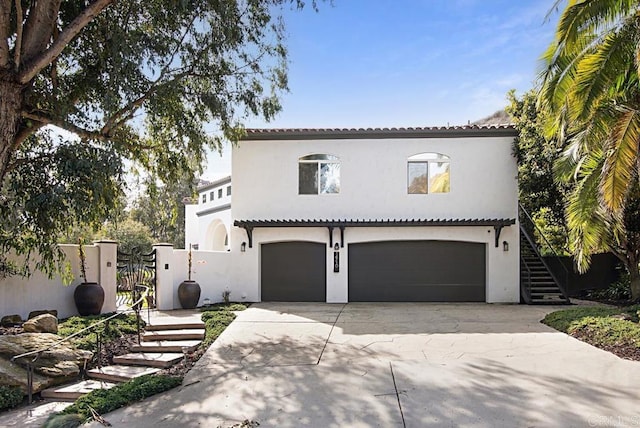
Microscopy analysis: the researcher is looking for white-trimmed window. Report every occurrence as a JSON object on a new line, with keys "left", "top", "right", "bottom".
{"left": 299, "top": 154, "right": 340, "bottom": 194}
{"left": 408, "top": 153, "right": 450, "bottom": 194}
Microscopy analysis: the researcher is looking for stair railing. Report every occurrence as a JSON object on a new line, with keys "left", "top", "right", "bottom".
{"left": 520, "top": 254, "right": 533, "bottom": 304}
{"left": 11, "top": 284, "right": 150, "bottom": 404}
{"left": 519, "top": 204, "right": 570, "bottom": 302}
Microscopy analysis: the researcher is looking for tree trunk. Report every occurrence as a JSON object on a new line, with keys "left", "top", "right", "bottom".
{"left": 0, "top": 72, "right": 22, "bottom": 183}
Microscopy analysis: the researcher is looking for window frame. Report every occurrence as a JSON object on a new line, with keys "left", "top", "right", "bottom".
{"left": 407, "top": 152, "right": 450, "bottom": 194}
{"left": 298, "top": 154, "right": 341, "bottom": 195}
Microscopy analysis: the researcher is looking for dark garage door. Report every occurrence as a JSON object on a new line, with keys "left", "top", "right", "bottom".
{"left": 261, "top": 242, "right": 326, "bottom": 301}
{"left": 348, "top": 241, "right": 485, "bottom": 302}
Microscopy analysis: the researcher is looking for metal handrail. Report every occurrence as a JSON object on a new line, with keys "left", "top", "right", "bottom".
{"left": 520, "top": 254, "right": 533, "bottom": 304}
{"left": 518, "top": 207, "right": 570, "bottom": 302}
{"left": 11, "top": 284, "right": 150, "bottom": 403}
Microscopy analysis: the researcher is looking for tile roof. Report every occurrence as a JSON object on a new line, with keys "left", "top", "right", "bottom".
{"left": 241, "top": 124, "right": 516, "bottom": 140}
{"left": 234, "top": 218, "right": 516, "bottom": 227}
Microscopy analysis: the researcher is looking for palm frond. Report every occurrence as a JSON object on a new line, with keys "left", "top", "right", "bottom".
{"left": 600, "top": 106, "right": 640, "bottom": 212}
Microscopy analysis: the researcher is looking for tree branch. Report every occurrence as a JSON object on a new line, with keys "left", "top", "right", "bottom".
{"left": 13, "top": 0, "right": 23, "bottom": 71}
{"left": 18, "top": 0, "right": 114, "bottom": 84}
{"left": 21, "top": 111, "right": 110, "bottom": 142}
{"left": 0, "top": 0, "right": 10, "bottom": 67}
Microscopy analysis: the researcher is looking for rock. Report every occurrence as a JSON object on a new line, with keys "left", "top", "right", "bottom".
{"left": 23, "top": 314, "right": 58, "bottom": 333}
{"left": 0, "top": 333, "right": 93, "bottom": 394}
{"left": 1, "top": 315, "right": 23, "bottom": 327}
{"left": 28, "top": 310, "right": 58, "bottom": 320}
{"left": 610, "top": 313, "right": 634, "bottom": 321}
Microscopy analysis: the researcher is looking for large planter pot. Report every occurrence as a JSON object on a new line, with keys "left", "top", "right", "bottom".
{"left": 74, "top": 282, "right": 105, "bottom": 316}
{"left": 178, "top": 280, "right": 201, "bottom": 309}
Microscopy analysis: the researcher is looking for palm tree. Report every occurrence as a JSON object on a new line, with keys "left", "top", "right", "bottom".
{"left": 539, "top": 0, "right": 640, "bottom": 300}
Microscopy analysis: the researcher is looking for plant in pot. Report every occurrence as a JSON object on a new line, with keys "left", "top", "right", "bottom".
{"left": 73, "top": 239, "right": 105, "bottom": 316}
{"left": 178, "top": 244, "right": 201, "bottom": 309}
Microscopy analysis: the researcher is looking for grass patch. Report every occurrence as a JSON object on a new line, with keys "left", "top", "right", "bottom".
{"left": 0, "top": 386, "right": 22, "bottom": 412}
{"left": 45, "top": 375, "right": 182, "bottom": 427}
{"left": 58, "top": 313, "right": 143, "bottom": 352}
{"left": 543, "top": 305, "right": 640, "bottom": 350}
{"left": 200, "top": 303, "right": 248, "bottom": 349}
{"left": 542, "top": 305, "right": 640, "bottom": 333}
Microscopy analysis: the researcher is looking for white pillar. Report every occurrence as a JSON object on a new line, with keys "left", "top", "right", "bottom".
{"left": 154, "top": 243, "right": 175, "bottom": 310}
{"left": 95, "top": 240, "right": 118, "bottom": 314}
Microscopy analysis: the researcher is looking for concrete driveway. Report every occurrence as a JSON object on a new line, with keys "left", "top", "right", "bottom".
{"left": 90, "top": 303, "right": 640, "bottom": 428}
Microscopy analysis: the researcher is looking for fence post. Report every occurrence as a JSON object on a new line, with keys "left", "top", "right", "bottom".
{"left": 153, "top": 243, "right": 175, "bottom": 310}
{"left": 95, "top": 240, "right": 118, "bottom": 313}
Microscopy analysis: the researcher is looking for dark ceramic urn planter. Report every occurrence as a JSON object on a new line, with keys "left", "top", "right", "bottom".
{"left": 178, "top": 280, "right": 201, "bottom": 309}
{"left": 74, "top": 282, "right": 105, "bottom": 316}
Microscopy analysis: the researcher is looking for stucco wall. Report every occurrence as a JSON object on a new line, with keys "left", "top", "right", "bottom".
{"left": 0, "top": 244, "right": 101, "bottom": 320}
{"left": 171, "top": 250, "right": 232, "bottom": 308}
{"left": 230, "top": 134, "right": 520, "bottom": 303}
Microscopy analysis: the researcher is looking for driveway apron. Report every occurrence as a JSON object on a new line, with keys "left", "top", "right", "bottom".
{"left": 87, "top": 302, "right": 640, "bottom": 428}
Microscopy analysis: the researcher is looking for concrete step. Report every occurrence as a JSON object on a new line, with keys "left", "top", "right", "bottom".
{"left": 113, "top": 352, "right": 184, "bottom": 368}
{"left": 146, "top": 322, "right": 205, "bottom": 331}
{"left": 41, "top": 379, "right": 116, "bottom": 401}
{"left": 142, "top": 329, "right": 205, "bottom": 341}
{"left": 131, "top": 340, "right": 201, "bottom": 353}
{"left": 87, "top": 365, "right": 161, "bottom": 383}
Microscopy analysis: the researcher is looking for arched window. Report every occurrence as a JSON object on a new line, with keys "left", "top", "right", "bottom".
{"left": 299, "top": 154, "right": 340, "bottom": 194}
{"left": 408, "top": 153, "right": 450, "bottom": 194}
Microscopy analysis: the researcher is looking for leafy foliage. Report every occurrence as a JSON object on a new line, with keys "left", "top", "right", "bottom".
{"left": 58, "top": 313, "right": 143, "bottom": 352}
{"left": 0, "top": 385, "right": 22, "bottom": 411}
{"left": 542, "top": 305, "right": 640, "bottom": 334}
{"left": 506, "top": 89, "right": 569, "bottom": 254}
{"left": 588, "top": 273, "right": 632, "bottom": 302}
{"left": 538, "top": 1, "right": 640, "bottom": 300}
{"left": 0, "top": 0, "right": 320, "bottom": 279}
{"left": 59, "top": 374, "right": 182, "bottom": 421}
{"left": 200, "top": 303, "right": 248, "bottom": 348}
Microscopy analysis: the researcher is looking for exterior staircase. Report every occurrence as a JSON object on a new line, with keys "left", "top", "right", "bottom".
{"left": 520, "top": 226, "right": 570, "bottom": 305}
{"left": 41, "top": 318, "right": 205, "bottom": 401}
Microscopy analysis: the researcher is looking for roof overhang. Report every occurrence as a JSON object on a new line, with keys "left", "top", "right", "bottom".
{"left": 233, "top": 218, "right": 516, "bottom": 249}
{"left": 240, "top": 125, "right": 517, "bottom": 141}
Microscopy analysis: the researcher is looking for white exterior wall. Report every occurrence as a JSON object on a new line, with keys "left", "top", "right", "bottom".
{"left": 171, "top": 250, "right": 231, "bottom": 308}
{"left": 230, "top": 134, "right": 519, "bottom": 303}
{"left": 184, "top": 177, "right": 232, "bottom": 251}
{"left": 0, "top": 244, "right": 103, "bottom": 320}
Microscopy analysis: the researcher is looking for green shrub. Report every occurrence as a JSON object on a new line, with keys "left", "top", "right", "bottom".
{"left": 58, "top": 313, "right": 144, "bottom": 351}
{"left": 587, "top": 274, "right": 632, "bottom": 301}
{"left": 0, "top": 385, "right": 22, "bottom": 411}
{"left": 569, "top": 316, "right": 640, "bottom": 347}
{"left": 60, "top": 375, "right": 182, "bottom": 420}
{"left": 201, "top": 310, "right": 236, "bottom": 349}
{"left": 199, "top": 302, "right": 249, "bottom": 312}
{"left": 42, "top": 413, "right": 84, "bottom": 428}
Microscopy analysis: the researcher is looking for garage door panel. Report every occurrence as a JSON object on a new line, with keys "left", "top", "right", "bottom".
{"left": 349, "top": 241, "right": 485, "bottom": 302}
{"left": 261, "top": 242, "right": 326, "bottom": 302}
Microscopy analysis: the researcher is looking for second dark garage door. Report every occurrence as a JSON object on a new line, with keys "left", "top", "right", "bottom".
{"left": 348, "top": 240, "right": 486, "bottom": 302}
{"left": 261, "top": 242, "right": 326, "bottom": 301}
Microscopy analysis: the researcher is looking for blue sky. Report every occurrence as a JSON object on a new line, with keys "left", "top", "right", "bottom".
{"left": 204, "top": 0, "right": 560, "bottom": 179}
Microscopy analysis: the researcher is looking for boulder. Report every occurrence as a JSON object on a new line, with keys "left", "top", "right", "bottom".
{"left": 0, "top": 315, "right": 23, "bottom": 327}
{"left": 23, "top": 314, "right": 58, "bottom": 334}
{"left": 28, "top": 309, "right": 58, "bottom": 320}
{"left": 0, "top": 333, "right": 93, "bottom": 393}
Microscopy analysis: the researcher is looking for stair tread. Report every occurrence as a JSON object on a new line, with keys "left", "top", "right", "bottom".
{"left": 132, "top": 340, "right": 201, "bottom": 352}
{"left": 146, "top": 322, "right": 205, "bottom": 331}
{"left": 113, "top": 352, "right": 184, "bottom": 368}
{"left": 87, "top": 365, "right": 161, "bottom": 382}
{"left": 41, "top": 379, "right": 116, "bottom": 400}
{"left": 142, "top": 329, "right": 205, "bottom": 341}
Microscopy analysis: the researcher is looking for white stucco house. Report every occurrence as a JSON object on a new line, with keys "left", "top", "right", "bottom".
{"left": 184, "top": 176, "right": 232, "bottom": 251}
{"left": 223, "top": 125, "right": 520, "bottom": 303}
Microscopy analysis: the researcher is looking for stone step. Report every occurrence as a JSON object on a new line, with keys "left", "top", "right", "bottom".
{"left": 131, "top": 340, "right": 201, "bottom": 353}
{"left": 87, "top": 365, "right": 161, "bottom": 383}
{"left": 146, "top": 322, "right": 205, "bottom": 331}
{"left": 113, "top": 352, "right": 184, "bottom": 368}
{"left": 41, "top": 379, "right": 116, "bottom": 401}
{"left": 142, "top": 329, "right": 205, "bottom": 341}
